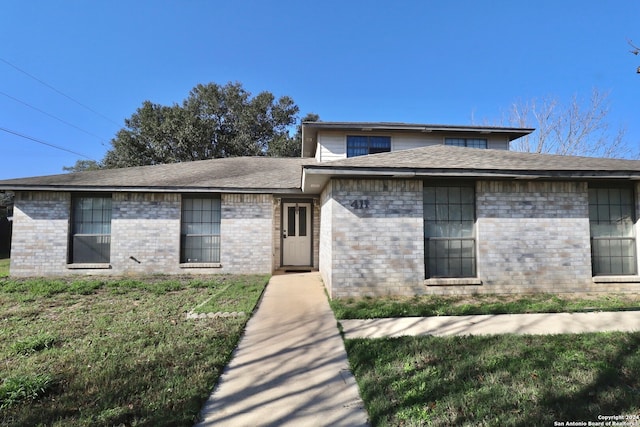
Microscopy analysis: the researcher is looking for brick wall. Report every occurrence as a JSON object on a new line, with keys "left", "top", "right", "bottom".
{"left": 9, "top": 191, "right": 275, "bottom": 276}
{"left": 320, "top": 179, "right": 425, "bottom": 298}
{"left": 312, "top": 198, "right": 320, "bottom": 269}
{"left": 272, "top": 199, "right": 281, "bottom": 271}
{"left": 110, "top": 193, "right": 181, "bottom": 274}
{"left": 472, "top": 181, "right": 594, "bottom": 293}
{"left": 220, "top": 194, "right": 273, "bottom": 274}
{"left": 10, "top": 192, "right": 70, "bottom": 276}
{"left": 319, "top": 182, "right": 334, "bottom": 294}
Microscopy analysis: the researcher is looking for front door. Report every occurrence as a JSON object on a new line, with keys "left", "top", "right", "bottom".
{"left": 282, "top": 202, "right": 311, "bottom": 266}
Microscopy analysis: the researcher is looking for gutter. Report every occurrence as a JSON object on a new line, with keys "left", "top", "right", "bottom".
{"left": 0, "top": 185, "right": 305, "bottom": 194}
{"left": 303, "top": 165, "right": 640, "bottom": 179}
{"left": 301, "top": 166, "right": 640, "bottom": 192}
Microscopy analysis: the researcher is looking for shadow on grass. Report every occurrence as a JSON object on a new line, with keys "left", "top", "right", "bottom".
{"left": 346, "top": 333, "right": 640, "bottom": 426}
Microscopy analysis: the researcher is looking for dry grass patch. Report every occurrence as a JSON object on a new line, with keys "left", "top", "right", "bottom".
{"left": 0, "top": 275, "right": 268, "bottom": 426}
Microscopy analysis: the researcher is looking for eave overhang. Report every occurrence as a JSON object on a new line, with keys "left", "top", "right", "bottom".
{"left": 0, "top": 185, "right": 305, "bottom": 194}
{"left": 301, "top": 166, "right": 640, "bottom": 193}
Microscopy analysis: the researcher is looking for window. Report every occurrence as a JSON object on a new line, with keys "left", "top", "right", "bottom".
{"left": 181, "top": 196, "right": 221, "bottom": 263}
{"left": 347, "top": 135, "right": 391, "bottom": 157}
{"left": 445, "top": 138, "right": 487, "bottom": 149}
{"left": 424, "top": 183, "right": 476, "bottom": 278}
{"left": 70, "top": 195, "right": 112, "bottom": 263}
{"left": 589, "top": 186, "right": 637, "bottom": 275}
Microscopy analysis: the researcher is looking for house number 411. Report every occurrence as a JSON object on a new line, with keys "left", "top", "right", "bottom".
{"left": 350, "top": 199, "right": 370, "bottom": 209}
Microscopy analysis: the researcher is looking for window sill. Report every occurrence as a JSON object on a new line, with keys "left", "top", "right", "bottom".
{"left": 424, "top": 278, "right": 482, "bottom": 286}
{"left": 179, "top": 263, "right": 222, "bottom": 269}
{"left": 66, "top": 263, "right": 112, "bottom": 270}
{"left": 593, "top": 276, "right": 640, "bottom": 284}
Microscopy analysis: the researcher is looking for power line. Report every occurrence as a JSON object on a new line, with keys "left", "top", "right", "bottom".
{"left": 0, "top": 126, "right": 95, "bottom": 160}
{"left": 0, "top": 90, "right": 109, "bottom": 143}
{"left": 0, "top": 57, "right": 121, "bottom": 126}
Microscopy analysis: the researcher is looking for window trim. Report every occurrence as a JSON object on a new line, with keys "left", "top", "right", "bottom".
{"left": 588, "top": 185, "right": 638, "bottom": 276}
{"left": 444, "top": 137, "right": 488, "bottom": 149}
{"left": 423, "top": 181, "right": 477, "bottom": 279}
{"left": 180, "top": 194, "right": 222, "bottom": 265}
{"left": 68, "top": 194, "right": 112, "bottom": 265}
{"left": 346, "top": 135, "right": 391, "bottom": 157}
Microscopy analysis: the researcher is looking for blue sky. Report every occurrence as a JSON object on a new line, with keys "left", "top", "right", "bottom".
{"left": 1, "top": 0, "right": 638, "bottom": 179}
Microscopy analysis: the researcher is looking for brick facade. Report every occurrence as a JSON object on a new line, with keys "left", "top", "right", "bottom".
{"left": 111, "top": 193, "right": 181, "bottom": 274}
{"left": 318, "top": 179, "right": 640, "bottom": 298}
{"left": 473, "top": 181, "right": 593, "bottom": 293}
{"left": 319, "top": 182, "right": 334, "bottom": 294}
{"left": 10, "top": 191, "right": 276, "bottom": 276}
{"left": 10, "top": 192, "right": 70, "bottom": 276}
{"left": 220, "top": 194, "right": 273, "bottom": 274}
{"left": 319, "top": 179, "right": 425, "bottom": 298}
{"left": 10, "top": 181, "right": 640, "bottom": 296}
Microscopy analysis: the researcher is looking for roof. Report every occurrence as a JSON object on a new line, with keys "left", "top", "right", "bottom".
{"left": 2, "top": 145, "right": 639, "bottom": 195}
{"left": 301, "top": 121, "right": 535, "bottom": 157}
{"left": 301, "top": 145, "right": 640, "bottom": 192}
{"left": 0, "top": 157, "right": 316, "bottom": 193}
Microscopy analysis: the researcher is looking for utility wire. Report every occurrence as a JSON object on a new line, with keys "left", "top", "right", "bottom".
{"left": 0, "top": 90, "right": 108, "bottom": 143}
{"left": 0, "top": 126, "right": 95, "bottom": 160}
{"left": 0, "top": 57, "right": 120, "bottom": 126}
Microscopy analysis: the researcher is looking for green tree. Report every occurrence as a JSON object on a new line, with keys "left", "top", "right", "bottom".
{"left": 102, "top": 82, "right": 301, "bottom": 168}
{"left": 62, "top": 160, "right": 102, "bottom": 173}
{"left": 267, "top": 112, "right": 320, "bottom": 157}
{"left": 0, "top": 191, "right": 13, "bottom": 219}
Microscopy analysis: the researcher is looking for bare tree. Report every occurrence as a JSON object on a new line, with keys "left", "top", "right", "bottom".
{"left": 508, "top": 88, "right": 634, "bottom": 159}
{"left": 629, "top": 39, "right": 640, "bottom": 73}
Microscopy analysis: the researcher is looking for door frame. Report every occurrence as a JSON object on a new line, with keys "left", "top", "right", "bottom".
{"left": 280, "top": 198, "right": 314, "bottom": 267}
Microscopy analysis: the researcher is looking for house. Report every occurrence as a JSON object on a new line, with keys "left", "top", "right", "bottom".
{"left": 1, "top": 121, "right": 640, "bottom": 298}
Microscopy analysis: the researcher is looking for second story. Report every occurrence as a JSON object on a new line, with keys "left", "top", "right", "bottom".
{"left": 301, "top": 121, "right": 534, "bottom": 162}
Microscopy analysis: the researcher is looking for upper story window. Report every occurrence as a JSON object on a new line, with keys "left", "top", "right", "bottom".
{"left": 445, "top": 138, "right": 487, "bottom": 149}
{"left": 70, "top": 195, "right": 112, "bottom": 264}
{"left": 347, "top": 135, "right": 391, "bottom": 157}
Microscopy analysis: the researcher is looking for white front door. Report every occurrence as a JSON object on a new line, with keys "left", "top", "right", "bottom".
{"left": 282, "top": 202, "right": 311, "bottom": 266}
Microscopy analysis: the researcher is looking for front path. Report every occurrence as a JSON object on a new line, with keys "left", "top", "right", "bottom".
{"left": 196, "top": 272, "right": 369, "bottom": 427}
{"left": 341, "top": 311, "right": 640, "bottom": 339}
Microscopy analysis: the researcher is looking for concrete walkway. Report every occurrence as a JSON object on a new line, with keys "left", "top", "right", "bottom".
{"left": 341, "top": 311, "right": 640, "bottom": 339}
{"left": 195, "top": 271, "right": 640, "bottom": 425}
{"left": 196, "top": 272, "right": 369, "bottom": 427}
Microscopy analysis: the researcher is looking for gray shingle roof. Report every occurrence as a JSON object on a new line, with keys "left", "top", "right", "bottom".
{"left": 0, "top": 157, "right": 316, "bottom": 192}
{"left": 2, "top": 146, "right": 640, "bottom": 195}
{"left": 307, "top": 145, "right": 640, "bottom": 177}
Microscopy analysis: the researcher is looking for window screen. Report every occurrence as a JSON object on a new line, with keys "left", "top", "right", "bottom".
{"left": 589, "top": 187, "right": 637, "bottom": 275}
{"left": 445, "top": 138, "right": 488, "bottom": 149}
{"left": 424, "top": 184, "right": 476, "bottom": 278}
{"left": 181, "top": 196, "right": 221, "bottom": 263}
{"left": 347, "top": 135, "right": 391, "bottom": 157}
{"left": 70, "top": 195, "right": 112, "bottom": 263}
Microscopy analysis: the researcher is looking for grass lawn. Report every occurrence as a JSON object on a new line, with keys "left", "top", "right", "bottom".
{"left": 331, "top": 293, "right": 640, "bottom": 319}
{"left": 337, "top": 294, "right": 640, "bottom": 426}
{"left": 347, "top": 333, "right": 640, "bottom": 426}
{"left": 0, "top": 275, "right": 269, "bottom": 426}
{"left": 0, "top": 257, "right": 9, "bottom": 277}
